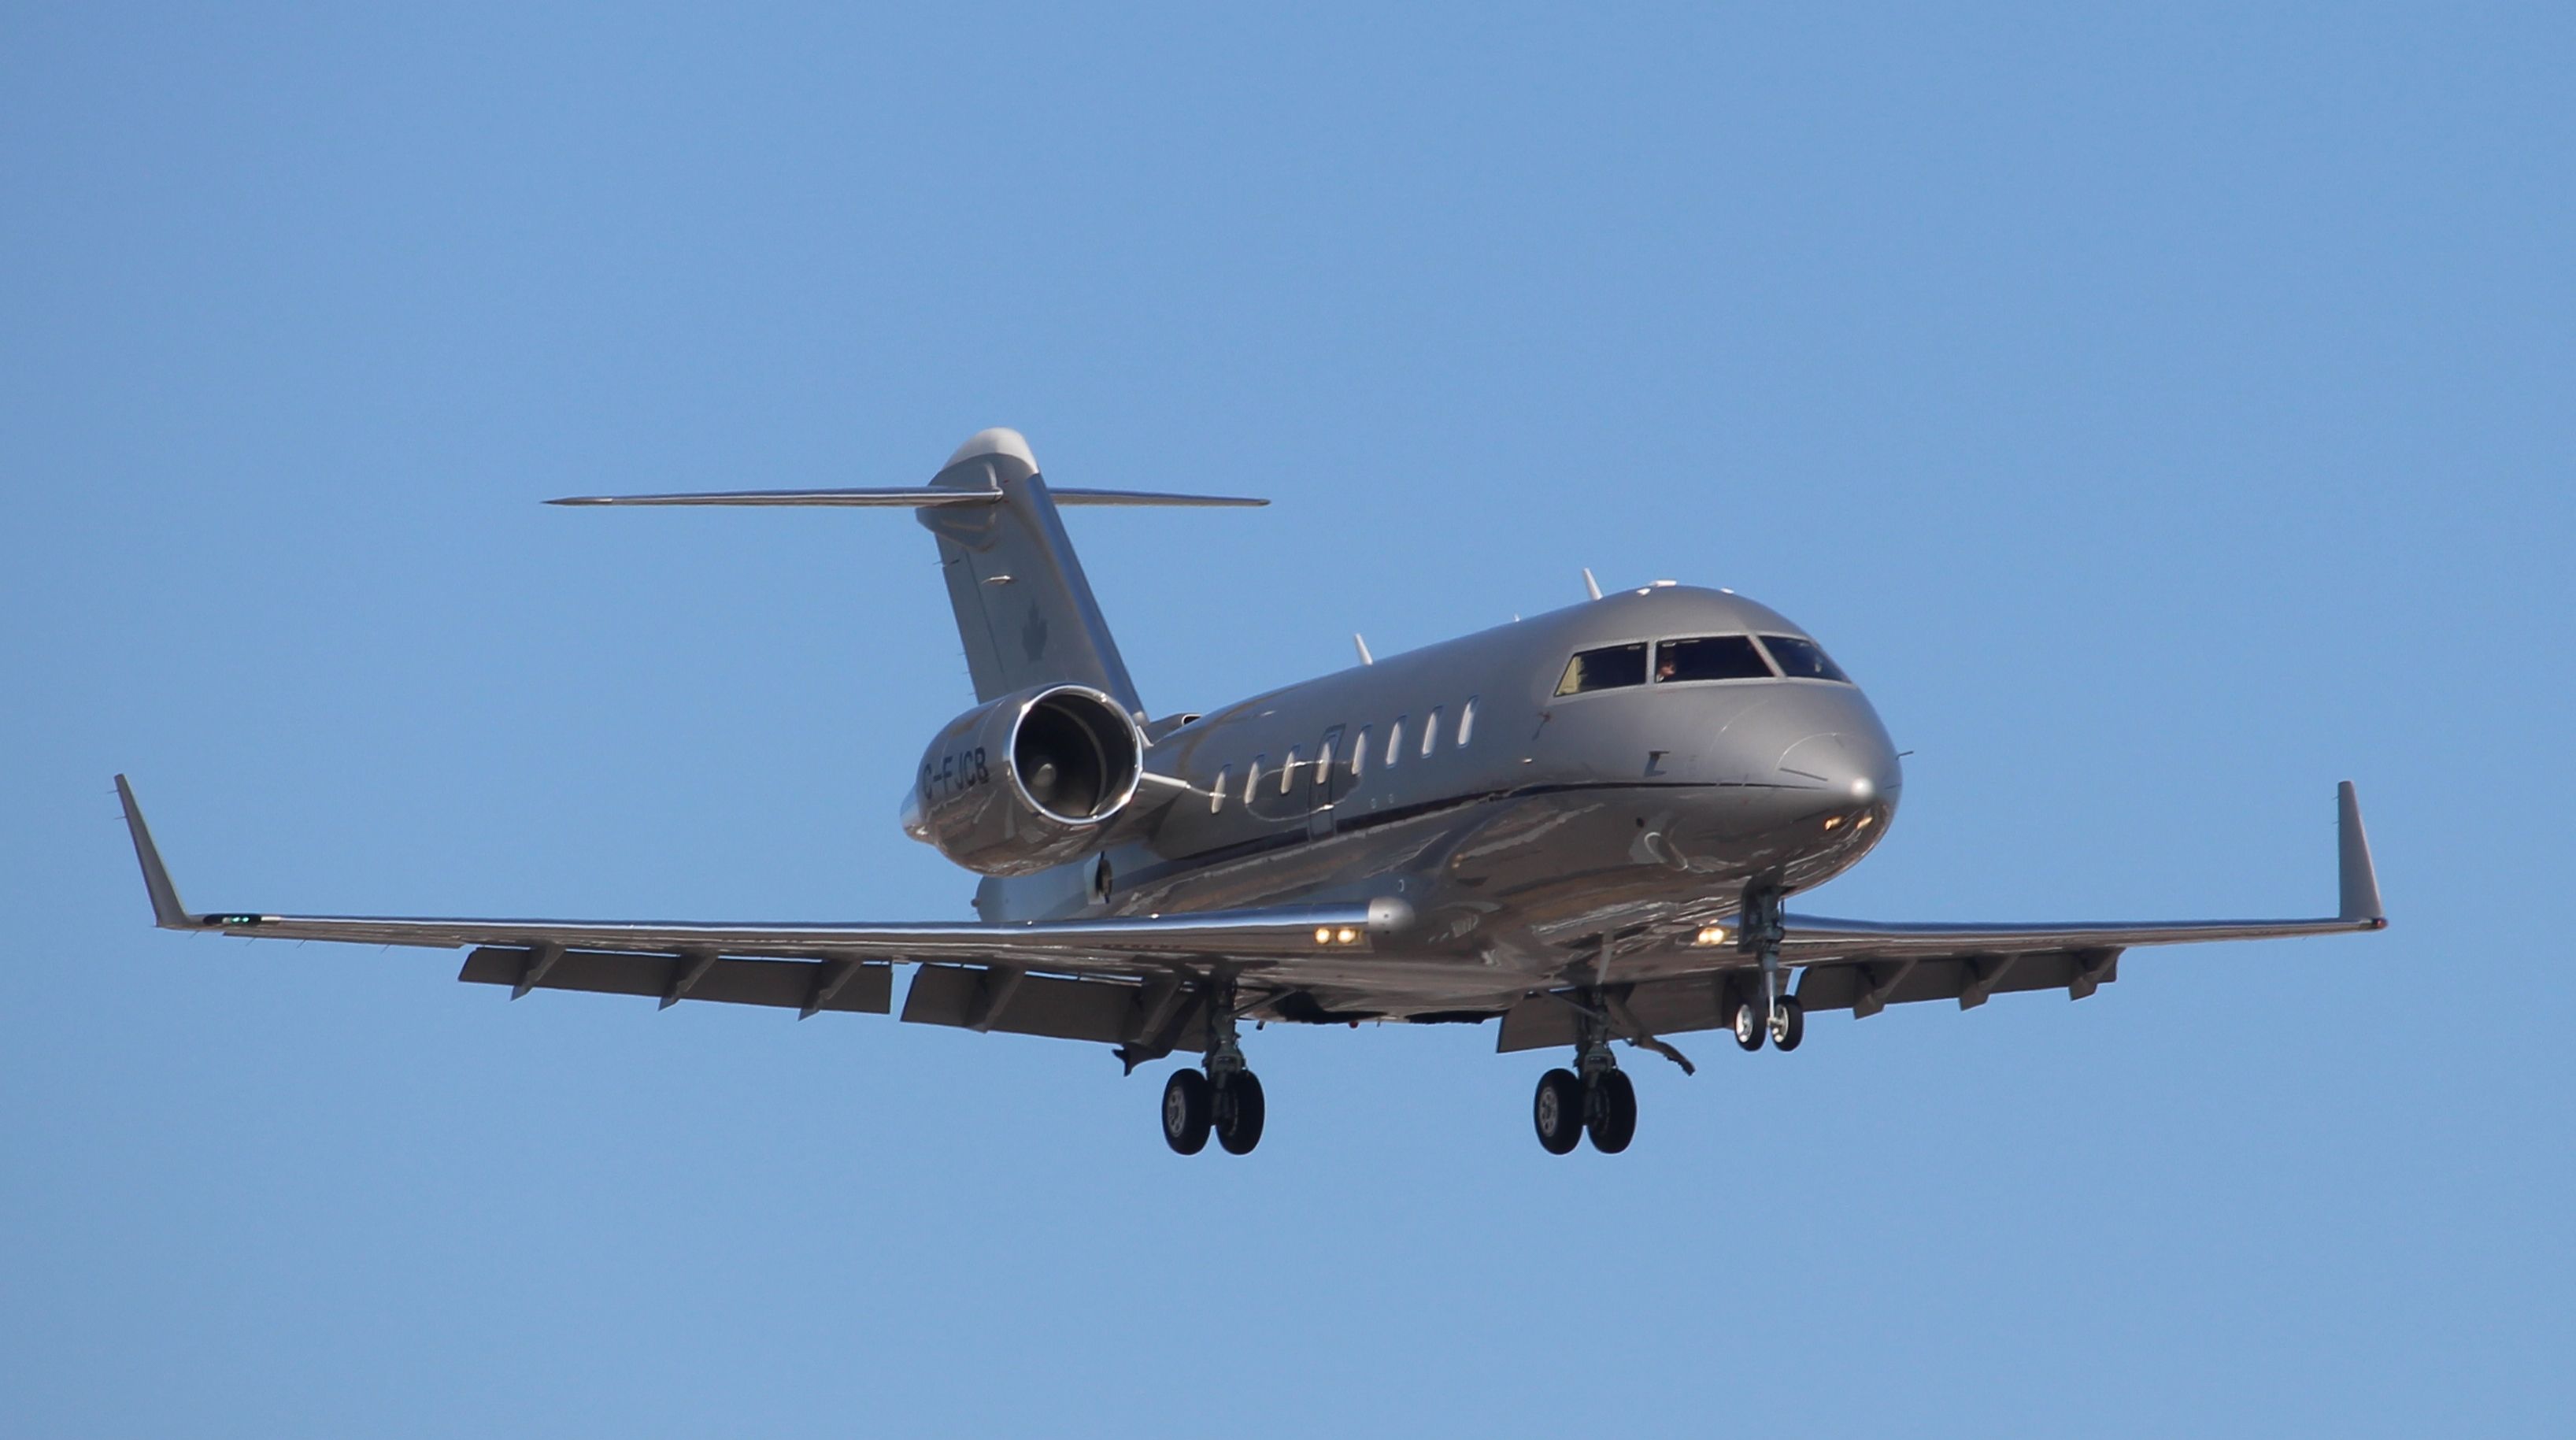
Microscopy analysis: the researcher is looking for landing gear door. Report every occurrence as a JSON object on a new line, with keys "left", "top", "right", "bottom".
{"left": 1306, "top": 724, "right": 1346, "bottom": 838}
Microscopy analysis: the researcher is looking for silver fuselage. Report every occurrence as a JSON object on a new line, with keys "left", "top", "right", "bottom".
{"left": 979, "top": 584, "right": 1904, "bottom": 1017}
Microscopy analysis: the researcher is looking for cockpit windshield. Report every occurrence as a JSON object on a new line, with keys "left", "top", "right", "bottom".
{"left": 1557, "top": 633, "right": 1850, "bottom": 694}
{"left": 1654, "top": 635, "right": 1771, "bottom": 682}
{"left": 1555, "top": 642, "right": 1647, "bottom": 695}
{"left": 1757, "top": 635, "right": 1850, "bottom": 683}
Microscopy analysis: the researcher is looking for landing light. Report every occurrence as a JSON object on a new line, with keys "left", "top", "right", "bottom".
{"left": 1823, "top": 816, "right": 1844, "bottom": 831}
{"left": 1336, "top": 927, "right": 1360, "bottom": 945}
{"left": 1694, "top": 925, "right": 1730, "bottom": 946}
{"left": 1314, "top": 927, "right": 1333, "bottom": 943}
{"left": 1856, "top": 813, "right": 1875, "bottom": 829}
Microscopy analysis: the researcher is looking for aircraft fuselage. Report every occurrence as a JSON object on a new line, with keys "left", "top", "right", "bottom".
{"left": 981, "top": 583, "right": 1904, "bottom": 1016}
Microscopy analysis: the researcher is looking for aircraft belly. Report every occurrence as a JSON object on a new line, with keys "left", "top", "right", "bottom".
{"left": 1094, "top": 783, "right": 1887, "bottom": 1019}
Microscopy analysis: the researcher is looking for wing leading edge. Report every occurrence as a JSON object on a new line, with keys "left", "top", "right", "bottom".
{"left": 111, "top": 776, "right": 1409, "bottom": 983}
{"left": 1778, "top": 779, "right": 2385, "bottom": 960}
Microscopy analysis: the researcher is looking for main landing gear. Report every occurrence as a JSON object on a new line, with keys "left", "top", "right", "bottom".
{"left": 1531, "top": 1061, "right": 1637, "bottom": 1154}
{"left": 1532, "top": 1009, "right": 1639, "bottom": 1155}
{"left": 1161, "top": 986, "right": 1265, "bottom": 1157}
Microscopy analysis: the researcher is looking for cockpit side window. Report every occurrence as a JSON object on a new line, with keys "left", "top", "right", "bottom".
{"left": 1653, "top": 635, "right": 1773, "bottom": 682}
{"left": 1554, "top": 642, "right": 1648, "bottom": 696}
{"left": 1756, "top": 635, "right": 1850, "bottom": 683}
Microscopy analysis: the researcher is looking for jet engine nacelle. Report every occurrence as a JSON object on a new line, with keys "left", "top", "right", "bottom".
{"left": 900, "top": 683, "right": 1146, "bottom": 876}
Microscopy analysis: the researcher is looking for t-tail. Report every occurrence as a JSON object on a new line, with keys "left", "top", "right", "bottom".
{"left": 550, "top": 428, "right": 1264, "bottom": 715}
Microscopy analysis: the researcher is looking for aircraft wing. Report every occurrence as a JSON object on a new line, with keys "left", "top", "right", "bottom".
{"left": 1767, "top": 780, "right": 2385, "bottom": 1017}
{"left": 1503, "top": 783, "right": 2385, "bottom": 1051}
{"left": 1783, "top": 778, "right": 2382, "bottom": 952}
{"left": 113, "top": 776, "right": 1405, "bottom": 1041}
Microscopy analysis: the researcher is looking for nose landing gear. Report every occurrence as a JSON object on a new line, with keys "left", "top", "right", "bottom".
{"left": 1730, "top": 881, "right": 1804, "bottom": 1052}
{"left": 1731, "top": 992, "right": 1804, "bottom": 1052}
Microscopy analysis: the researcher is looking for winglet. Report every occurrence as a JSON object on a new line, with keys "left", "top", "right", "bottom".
{"left": 2337, "top": 780, "right": 2385, "bottom": 925}
{"left": 113, "top": 775, "right": 193, "bottom": 929}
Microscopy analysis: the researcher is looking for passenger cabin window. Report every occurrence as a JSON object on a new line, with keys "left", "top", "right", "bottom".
{"left": 1421, "top": 707, "right": 1442, "bottom": 757}
{"left": 1655, "top": 635, "right": 1774, "bottom": 683}
{"left": 1386, "top": 718, "right": 1405, "bottom": 768}
{"left": 1316, "top": 735, "right": 1335, "bottom": 776}
{"left": 1456, "top": 698, "right": 1476, "bottom": 746}
{"left": 1210, "top": 766, "right": 1229, "bottom": 813}
{"left": 1280, "top": 747, "right": 1300, "bottom": 794}
{"left": 1352, "top": 727, "right": 1371, "bottom": 777}
{"left": 1758, "top": 635, "right": 1851, "bottom": 683}
{"left": 1556, "top": 642, "right": 1648, "bottom": 695}
{"left": 1243, "top": 757, "right": 1264, "bottom": 804}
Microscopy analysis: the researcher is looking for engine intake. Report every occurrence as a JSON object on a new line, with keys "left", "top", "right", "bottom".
{"left": 903, "top": 683, "right": 1146, "bottom": 875}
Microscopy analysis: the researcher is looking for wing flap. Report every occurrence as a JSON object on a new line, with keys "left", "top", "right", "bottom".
{"left": 459, "top": 948, "right": 896, "bottom": 1014}
{"left": 1792, "top": 947, "right": 2119, "bottom": 1015}
{"left": 1498, "top": 975, "right": 1737, "bottom": 1053}
{"left": 899, "top": 964, "right": 1215, "bottom": 1048}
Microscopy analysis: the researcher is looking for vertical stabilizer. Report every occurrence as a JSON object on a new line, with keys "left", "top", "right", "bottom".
{"left": 920, "top": 429, "right": 1143, "bottom": 715}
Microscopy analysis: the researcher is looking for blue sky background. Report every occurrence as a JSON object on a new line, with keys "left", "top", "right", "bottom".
{"left": 5, "top": 4, "right": 2570, "bottom": 1434}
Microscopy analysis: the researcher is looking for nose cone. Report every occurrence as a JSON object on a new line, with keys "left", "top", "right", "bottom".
{"left": 1767, "top": 687, "right": 1904, "bottom": 814}
{"left": 1777, "top": 728, "right": 1901, "bottom": 807}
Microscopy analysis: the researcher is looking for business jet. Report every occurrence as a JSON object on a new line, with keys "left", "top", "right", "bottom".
{"left": 117, "top": 428, "right": 2385, "bottom": 1155}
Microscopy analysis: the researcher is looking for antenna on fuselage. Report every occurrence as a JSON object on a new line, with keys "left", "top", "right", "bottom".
{"left": 1353, "top": 634, "right": 1373, "bottom": 666}
{"left": 1582, "top": 568, "right": 1603, "bottom": 601}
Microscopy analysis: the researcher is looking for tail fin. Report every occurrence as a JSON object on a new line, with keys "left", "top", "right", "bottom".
{"left": 918, "top": 428, "right": 1144, "bottom": 711}
{"left": 549, "top": 428, "right": 1265, "bottom": 715}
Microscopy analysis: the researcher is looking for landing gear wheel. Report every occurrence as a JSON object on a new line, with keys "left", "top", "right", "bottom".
{"left": 1733, "top": 999, "right": 1767, "bottom": 1051}
{"left": 1161, "top": 1068, "right": 1212, "bottom": 1155}
{"left": 1215, "top": 1069, "right": 1266, "bottom": 1154}
{"left": 1770, "top": 994, "right": 1805, "bottom": 1052}
{"left": 1532, "top": 1068, "right": 1584, "bottom": 1155}
{"left": 1586, "top": 1068, "right": 1638, "bottom": 1153}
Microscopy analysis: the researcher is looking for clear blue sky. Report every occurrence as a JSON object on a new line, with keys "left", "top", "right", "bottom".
{"left": 6, "top": 5, "right": 2570, "bottom": 1434}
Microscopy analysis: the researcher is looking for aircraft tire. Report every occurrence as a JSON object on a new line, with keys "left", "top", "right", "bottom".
{"left": 1533, "top": 1068, "right": 1584, "bottom": 1155}
{"left": 1771, "top": 995, "right": 1805, "bottom": 1052}
{"left": 1733, "top": 1000, "right": 1766, "bottom": 1052}
{"left": 1216, "top": 1070, "right": 1266, "bottom": 1155}
{"left": 1586, "top": 1068, "right": 1637, "bottom": 1153}
{"left": 1162, "top": 1068, "right": 1212, "bottom": 1155}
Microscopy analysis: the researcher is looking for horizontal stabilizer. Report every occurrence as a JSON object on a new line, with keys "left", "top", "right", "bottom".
{"left": 1052, "top": 488, "right": 1267, "bottom": 507}
{"left": 550, "top": 487, "right": 994, "bottom": 507}
{"left": 548, "top": 487, "right": 1264, "bottom": 508}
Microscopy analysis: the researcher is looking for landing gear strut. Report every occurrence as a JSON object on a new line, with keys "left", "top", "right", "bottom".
{"left": 1730, "top": 883, "right": 1804, "bottom": 1053}
{"left": 1160, "top": 980, "right": 1265, "bottom": 1157}
{"left": 1531, "top": 1002, "right": 1639, "bottom": 1154}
